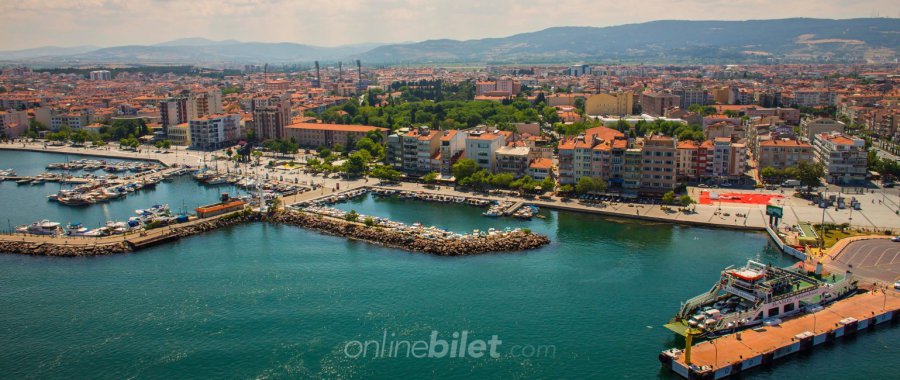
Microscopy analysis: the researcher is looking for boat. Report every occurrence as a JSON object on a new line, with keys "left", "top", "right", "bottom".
{"left": 16, "top": 220, "right": 63, "bottom": 235}
{"left": 66, "top": 222, "right": 90, "bottom": 236}
{"left": 664, "top": 260, "right": 857, "bottom": 338}
{"left": 16, "top": 178, "right": 32, "bottom": 185}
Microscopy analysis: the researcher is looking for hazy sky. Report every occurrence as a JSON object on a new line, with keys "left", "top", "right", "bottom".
{"left": 1, "top": 0, "right": 896, "bottom": 50}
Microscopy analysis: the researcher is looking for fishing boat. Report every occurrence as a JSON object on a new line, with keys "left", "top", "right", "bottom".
{"left": 16, "top": 220, "right": 63, "bottom": 235}
{"left": 664, "top": 260, "right": 857, "bottom": 338}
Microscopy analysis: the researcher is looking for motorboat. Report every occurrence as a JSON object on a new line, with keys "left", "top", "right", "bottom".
{"left": 16, "top": 220, "right": 63, "bottom": 235}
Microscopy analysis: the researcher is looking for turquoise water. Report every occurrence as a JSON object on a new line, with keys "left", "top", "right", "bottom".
{"left": 1, "top": 151, "right": 898, "bottom": 379}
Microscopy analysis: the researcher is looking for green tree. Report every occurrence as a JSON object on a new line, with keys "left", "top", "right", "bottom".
{"left": 760, "top": 167, "right": 779, "bottom": 183}
{"left": 576, "top": 177, "right": 595, "bottom": 194}
{"left": 558, "top": 184, "right": 574, "bottom": 194}
{"left": 797, "top": 161, "right": 825, "bottom": 193}
{"left": 422, "top": 171, "right": 439, "bottom": 184}
{"left": 370, "top": 165, "right": 402, "bottom": 182}
{"left": 341, "top": 152, "right": 369, "bottom": 177}
{"left": 452, "top": 158, "right": 479, "bottom": 181}
{"left": 363, "top": 216, "right": 376, "bottom": 227}
{"left": 679, "top": 195, "right": 694, "bottom": 207}
{"left": 345, "top": 210, "right": 359, "bottom": 222}
{"left": 489, "top": 172, "right": 515, "bottom": 188}
{"left": 662, "top": 191, "right": 676, "bottom": 205}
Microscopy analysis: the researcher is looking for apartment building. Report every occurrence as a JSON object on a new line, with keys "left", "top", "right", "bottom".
{"left": 283, "top": 123, "right": 388, "bottom": 148}
{"left": 813, "top": 132, "right": 867, "bottom": 185}
{"left": 639, "top": 92, "right": 680, "bottom": 116}
{"left": 167, "top": 123, "right": 191, "bottom": 146}
{"left": 557, "top": 126, "right": 627, "bottom": 186}
{"left": 438, "top": 130, "right": 466, "bottom": 175}
{"left": 398, "top": 126, "right": 442, "bottom": 174}
{"left": 0, "top": 109, "right": 28, "bottom": 138}
{"left": 676, "top": 140, "right": 713, "bottom": 182}
{"left": 527, "top": 158, "right": 554, "bottom": 182}
{"left": 251, "top": 94, "right": 291, "bottom": 141}
{"left": 465, "top": 130, "right": 506, "bottom": 172}
{"left": 584, "top": 92, "right": 633, "bottom": 116}
{"left": 800, "top": 118, "right": 844, "bottom": 142}
{"left": 639, "top": 134, "right": 677, "bottom": 194}
{"left": 495, "top": 146, "right": 531, "bottom": 176}
{"left": 189, "top": 114, "right": 240, "bottom": 151}
{"left": 757, "top": 139, "right": 813, "bottom": 170}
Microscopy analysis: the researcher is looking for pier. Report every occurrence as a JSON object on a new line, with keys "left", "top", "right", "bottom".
{"left": 660, "top": 289, "right": 900, "bottom": 379}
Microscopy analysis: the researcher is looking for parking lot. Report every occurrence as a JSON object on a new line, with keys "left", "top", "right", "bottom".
{"left": 830, "top": 238, "right": 900, "bottom": 284}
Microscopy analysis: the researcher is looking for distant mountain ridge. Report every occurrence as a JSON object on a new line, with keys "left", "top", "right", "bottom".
{"left": 357, "top": 18, "right": 900, "bottom": 63}
{"left": 0, "top": 18, "right": 897, "bottom": 64}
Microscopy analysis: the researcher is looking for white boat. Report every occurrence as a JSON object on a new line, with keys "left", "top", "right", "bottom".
{"left": 16, "top": 220, "right": 63, "bottom": 235}
{"left": 66, "top": 222, "right": 90, "bottom": 236}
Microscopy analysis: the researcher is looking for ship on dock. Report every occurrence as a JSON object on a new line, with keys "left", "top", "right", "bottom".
{"left": 664, "top": 260, "right": 857, "bottom": 338}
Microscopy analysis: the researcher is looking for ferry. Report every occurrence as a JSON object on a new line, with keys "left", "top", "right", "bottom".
{"left": 16, "top": 220, "right": 64, "bottom": 235}
{"left": 664, "top": 260, "right": 857, "bottom": 338}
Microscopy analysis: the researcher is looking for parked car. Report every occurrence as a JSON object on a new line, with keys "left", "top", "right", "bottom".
{"left": 895, "top": 280, "right": 900, "bottom": 290}
{"left": 891, "top": 236, "right": 900, "bottom": 242}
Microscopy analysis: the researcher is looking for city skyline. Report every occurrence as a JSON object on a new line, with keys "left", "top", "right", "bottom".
{"left": 1, "top": 0, "right": 898, "bottom": 50}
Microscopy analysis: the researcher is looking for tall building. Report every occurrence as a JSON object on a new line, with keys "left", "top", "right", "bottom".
{"left": 0, "top": 109, "right": 28, "bottom": 138}
{"left": 673, "top": 87, "right": 709, "bottom": 110}
{"left": 283, "top": 123, "right": 387, "bottom": 148}
{"left": 639, "top": 92, "right": 680, "bottom": 116}
{"left": 89, "top": 70, "right": 111, "bottom": 81}
{"left": 801, "top": 118, "right": 844, "bottom": 143}
{"left": 584, "top": 92, "right": 633, "bottom": 116}
{"left": 465, "top": 130, "right": 507, "bottom": 172}
{"left": 757, "top": 139, "right": 813, "bottom": 171}
{"left": 251, "top": 94, "right": 291, "bottom": 141}
{"left": 813, "top": 132, "right": 867, "bottom": 185}
{"left": 639, "top": 134, "right": 677, "bottom": 194}
{"left": 159, "top": 89, "right": 223, "bottom": 135}
{"left": 189, "top": 114, "right": 240, "bottom": 151}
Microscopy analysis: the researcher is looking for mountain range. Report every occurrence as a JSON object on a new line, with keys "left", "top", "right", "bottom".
{"left": 1, "top": 18, "right": 897, "bottom": 65}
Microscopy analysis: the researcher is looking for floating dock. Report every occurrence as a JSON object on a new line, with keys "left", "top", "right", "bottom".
{"left": 660, "top": 289, "right": 900, "bottom": 379}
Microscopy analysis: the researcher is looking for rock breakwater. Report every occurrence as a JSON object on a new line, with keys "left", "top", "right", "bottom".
{"left": 270, "top": 210, "right": 550, "bottom": 256}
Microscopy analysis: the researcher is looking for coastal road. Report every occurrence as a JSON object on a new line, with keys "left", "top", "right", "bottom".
{"left": 830, "top": 238, "right": 900, "bottom": 284}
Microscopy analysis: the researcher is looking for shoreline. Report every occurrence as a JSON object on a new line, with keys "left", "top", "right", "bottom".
{"left": 0, "top": 145, "right": 171, "bottom": 166}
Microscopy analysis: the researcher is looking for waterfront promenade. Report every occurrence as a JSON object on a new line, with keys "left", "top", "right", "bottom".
{"left": 4, "top": 141, "right": 899, "bottom": 233}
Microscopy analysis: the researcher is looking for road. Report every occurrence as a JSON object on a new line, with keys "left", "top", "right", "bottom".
{"left": 829, "top": 238, "right": 900, "bottom": 284}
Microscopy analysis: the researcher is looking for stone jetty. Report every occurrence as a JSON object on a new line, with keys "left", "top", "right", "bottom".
{"left": 0, "top": 208, "right": 548, "bottom": 257}
{"left": 270, "top": 210, "right": 550, "bottom": 256}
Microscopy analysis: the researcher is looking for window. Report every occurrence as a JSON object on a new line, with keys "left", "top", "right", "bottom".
{"left": 768, "top": 307, "right": 779, "bottom": 317}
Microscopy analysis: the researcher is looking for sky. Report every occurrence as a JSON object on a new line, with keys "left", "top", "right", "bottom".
{"left": 0, "top": 0, "right": 897, "bottom": 50}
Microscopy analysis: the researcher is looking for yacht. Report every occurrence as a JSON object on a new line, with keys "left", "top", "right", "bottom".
{"left": 16, "top": 220, "right": 63, "bottom": 235}
{"left": 66, "top": 222, "right": 90, "bottom": 236}
{"left": 664, "top": 260, "right": 857, "bottom": 338}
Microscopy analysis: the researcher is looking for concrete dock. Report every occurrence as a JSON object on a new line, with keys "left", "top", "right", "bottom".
{"left": 660, "top": 289, "right": 900, "bottom": 379}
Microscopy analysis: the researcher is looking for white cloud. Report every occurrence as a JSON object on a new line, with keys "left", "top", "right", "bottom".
{"left": 0, "top": 0, "right": 895, "bottom": 50}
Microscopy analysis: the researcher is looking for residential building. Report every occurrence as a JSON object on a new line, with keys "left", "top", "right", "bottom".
{"left": 745, "top": 107, "right": 800, "bottom": 125}
{"left": 527, "top": 158, "right": 554, "bottom": 182}
{"left": 710, "top": 137, "right": 745, "bottom": 179}
{"left": 813, "top": 132, "right": 867, "bottom": 185}
{"left": 0, "top": 109, "right": 28, "bottom": 138}
{"left": 673, "top": 87, "right": 709, "bottom": 109}
{"left": 189, "top": 114, "right": 240, "bottom": 151}
{"left": 438, "top": 130, "right": 466, "bottom": 175}
{"left": 584, "top": 92, "right": 633, "bottom": 116}
{"left": 757, "top": 139, "right": 813, "bottom": 170}
{"left": 399, "top": 125, "right": 441, "bottom": 174}
{"left": 495, "top": 146, "right": 531, "bottom": 176}
{"left": 283, "top": 123, "right": 388, "bottom": 148}
{"left": 465, "top": 130, "right": 506, "bottom": 172}
{"left": 639, "top": 134, "right": 677, "bottom": 194}
{"left": 800, "top": 118, "right": 844, "bottom": 143}
{"left": 676, "top": 140, "right": 712, "bottom": 182}
{"left": 557, "top": 126, "right": 627, "bottom": 186}
{"left": 623, "top": 148, "right": 642, "bottom": 194}
{"left": 89, "top": 70, "right": 111, "bottom": 81}
{"left": 167, "top": 123, "right": 191, "bottom": 146}
{"left": 251, "top": 94, "right": 291, "bottom": 141}
{"left": 639, "top": 92, "right": 680, "bottom": 116}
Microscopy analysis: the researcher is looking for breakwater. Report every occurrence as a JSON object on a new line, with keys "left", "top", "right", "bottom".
{"left": 0, "top": 208, "right": 549, "bottom": 257}
{"left": 270, "top": 210, "right": 550, "bottom": 256}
